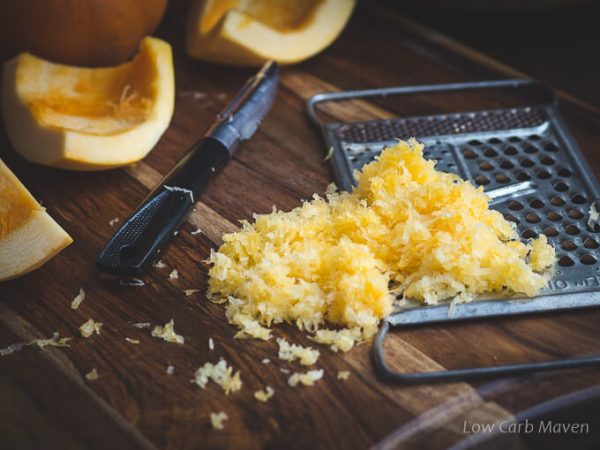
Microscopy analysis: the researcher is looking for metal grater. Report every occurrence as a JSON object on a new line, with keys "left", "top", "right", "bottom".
{"left": 307, "top": 80, "right": 600, "bottom": 382}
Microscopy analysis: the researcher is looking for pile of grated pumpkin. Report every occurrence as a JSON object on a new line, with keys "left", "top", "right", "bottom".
{"left": 208, "top": 139, "right": 555, "bottom": 351}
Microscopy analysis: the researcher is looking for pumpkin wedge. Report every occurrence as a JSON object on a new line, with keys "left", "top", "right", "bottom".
{"left": 0, "top": 159, "right": 72, "bottom": 281}
{"left": 1, "top": 37, "right": 174, "bottom": 171}
{"left": 186, "top": 0, "right": 355, "bottom": 66}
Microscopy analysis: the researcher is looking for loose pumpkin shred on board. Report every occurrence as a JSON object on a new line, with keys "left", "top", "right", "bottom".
{"left": 192, "top": 358, "right": 242, "bottom": 395}
{"left": 208, "top": 139, "right": 556, "bottom": 351}
{"left": 151, "top": 319, "right": 185, "bottom": 344}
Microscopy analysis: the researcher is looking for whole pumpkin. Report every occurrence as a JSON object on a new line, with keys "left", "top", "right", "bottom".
{"left": 0, "top": 0, "right": 168, "bottom": 67}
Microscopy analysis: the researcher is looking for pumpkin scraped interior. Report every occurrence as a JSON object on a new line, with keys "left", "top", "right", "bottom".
{"left": 2, "top": 36, "right": 174, "bottom": 171}
{"left": 201, "top": 0, "right": 323, "bottom": 33}
{"left": 0, "top": 159, "right": 72, "bottom": 281}
{"left": 23, "top": 46, "right": 157, "bottom": 135}
{"left": 187, "top": 0, "right": 355, "bottom": 66}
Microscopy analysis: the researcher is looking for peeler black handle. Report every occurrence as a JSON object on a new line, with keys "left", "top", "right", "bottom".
{"left": 96, "top": 137, "right": 230, "bottom": 276}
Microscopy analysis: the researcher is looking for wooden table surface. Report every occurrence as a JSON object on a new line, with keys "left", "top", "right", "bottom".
{"left": 1, "top": 2, "right": 599, "bottom": 449}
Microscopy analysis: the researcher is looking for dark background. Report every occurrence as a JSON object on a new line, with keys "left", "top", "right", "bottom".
{"left": 385, "top": 0, "right": 600, "bottom": 108}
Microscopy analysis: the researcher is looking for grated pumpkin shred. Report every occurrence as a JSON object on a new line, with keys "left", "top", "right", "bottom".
{"left": 254, "top": 386, "right": 275, "bottom": 402}
{"left": 288, "top": 369, "right": 324, "bottom": 387}
{"left": 192, "top": 358, "right": 242, "bottom": 395}
{"left": 1, "top": 332, "right": 72, "bottom": 357}
{"left": 33, "top": 333, "right": 72, "bottom": 348}
{"left": 210, "top": 411, "right": 228, "bottom": 430}
{"left": 208, "top": 139, "right": 556, "bottom": 351}
{"left": 151, "top": 319, "right": 185, "bottom": 344}
{"left": 79, "top": 319, "right": 102, "bottom": 338}
{"left": 277, "top": 337, "right": 319, "bottom": 366}
{"left": 71, "top": 288, "right": 85, "bottom": 310}
{"left": 337, "top": 370, "right": 350, "bottom": 380}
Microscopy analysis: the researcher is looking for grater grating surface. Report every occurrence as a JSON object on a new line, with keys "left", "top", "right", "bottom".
{"left": 308, "top": 81, "right": 600, "bottom": 301}
{"left": 307, "top": 79, "right": 600, "bottom": 382}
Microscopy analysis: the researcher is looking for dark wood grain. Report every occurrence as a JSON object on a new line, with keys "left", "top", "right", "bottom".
{"left": 1, "top": 1, "right": 599, "bottom": 449}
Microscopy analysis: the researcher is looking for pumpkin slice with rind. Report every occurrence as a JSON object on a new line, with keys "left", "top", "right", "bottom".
{"left": 187, "top": 0, "right": 356, "bottom": 66}
{"left": 1, "top": 36, "right": 174, "bottom": 171}
{"left": 0, "top": 159, "right": 72, "bottom": 281}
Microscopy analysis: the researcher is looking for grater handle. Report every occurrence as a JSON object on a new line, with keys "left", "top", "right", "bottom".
{"left": 373, "top": 320, "right": 600, "bottom": 383}
{"left": 307, "top": 79, "right": 556, "bottom": 128}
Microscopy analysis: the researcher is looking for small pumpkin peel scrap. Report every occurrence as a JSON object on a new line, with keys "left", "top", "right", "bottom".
{"left": 208, "top": 139, "right": 555, "bottom": 351}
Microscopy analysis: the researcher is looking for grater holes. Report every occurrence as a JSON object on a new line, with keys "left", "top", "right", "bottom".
{"left": 500, "top": 160, "right": 514, "bottom": 169}
{"left": 520, "top": 158, "right": 535, "bottom": 168}
{"left": 468, "top": 139, "right": 482, "bottom": 146}
{"left": 528, "top": 134, "right": 542, "bottom": 141}
{"left": 568, "top": 209, "right": 584, "bottom": 220}
{"left": 546, "top": 211, "right": 562, "bottom": 221}
{"left": 550, "top": 196, "right": 566, "bottom": 206}
{"left": 508, "top": 200, "right": 524, "bottom": 211}
{"left": 529, "top": 198, "right": 544, "bottom": 209}
{"left": 543, "top": 226, "right": 559, "bottom": 237}
{"left": 561, "top": 240, "right": 577, "bottom": 251}
{"left": 557, "top": 167, "right": 572, "bottom": 177}
{"left": 483, "top": 148, "right": 498, "bottom": 157}
{"left": 495, "top": 173, "right": 510, "bottom": 184}
{"left": 508, "top": 136, "right": 521, "bottom": 143}
{"left": 544, "top": 142, "right": 559, "bottom": 152}
{"left": 488, "top": 138, "right": 502, "bottom": 144}
{"left": 580, "top": 255, "right": 597, "bottom": 265}
{"left": 571, "top": 194, "right": 587, "bottom": 204}
{"left": 505, "top": 215, "right": 520, "bottom": 224}
{"left": 516, "top": 172, "right": 532, "bottom": 181}
{"left": 540, "top": 156, "right": 555, "bottom": 165}
{"left": 522, "top": 229, "right": 537, "bottom": 239}
{"left": 525, "top": 213, "right": 541, "bottom": 223}
{"left": 475, "top": 175, "right": 489, "bottom": 185}
{"left": 524, "top": 144, "right": 538, "bottom": 154}
{"left": 536, "top": 170, "right": 552, "bottom": 180}
{"left": 479, "top": 162, "right": 494, "bottom": 171}
{"left": 553, "top": 182, "right": 569, "bottom": 192}
{"left": 335, "top": 108, "right": 548, "bottom": 143}
{"left": 584, "top": 238, "right": 599, "bottom": 249}
{"left": 558, "top": 256, "right": 575, "bottom": 267}
{"left": 463, "top": 149, "right": 477, "bottom": 159}
{"left": 565, "top": 224, "right": 581, "bottom": 235}
{"left": 504, "top": 146, "right": 518, "bottom": 156}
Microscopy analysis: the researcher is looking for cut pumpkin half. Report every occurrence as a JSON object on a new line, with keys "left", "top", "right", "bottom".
{"left": 0, "top": 159, "right": 72, "bottom": 281}
{"left": 187, "top": 0, "right": 355, "bottom": 66}
{"left": 1, "top": 36, "right": 174, "bottom": 171}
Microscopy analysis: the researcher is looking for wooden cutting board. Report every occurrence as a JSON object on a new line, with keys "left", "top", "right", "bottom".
{"left": 1, "top": 2, "right": 599, "bottom": 449}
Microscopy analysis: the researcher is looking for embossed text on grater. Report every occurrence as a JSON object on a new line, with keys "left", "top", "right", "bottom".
{"left": 322, "top": 105, "right": 600, "bottom": 299}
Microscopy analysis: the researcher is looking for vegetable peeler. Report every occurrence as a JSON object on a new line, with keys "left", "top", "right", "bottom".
{"left": 97, "top": 61, "right": 279, "bottom": 276}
